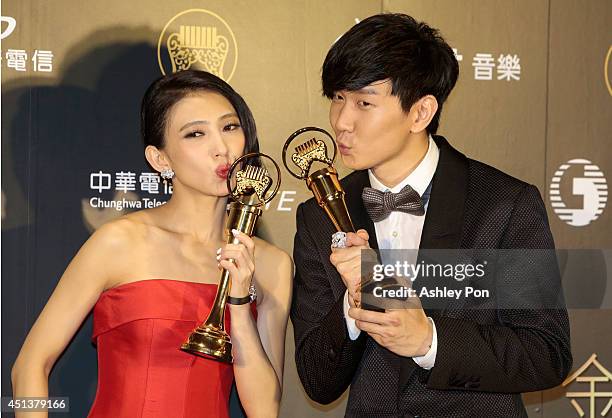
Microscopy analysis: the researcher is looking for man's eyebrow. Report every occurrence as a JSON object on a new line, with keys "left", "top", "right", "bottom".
{"left": 355, "top": 87, "right": 379, "bottom": 95}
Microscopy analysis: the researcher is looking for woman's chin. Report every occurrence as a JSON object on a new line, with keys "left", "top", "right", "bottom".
{"left": 216, "top": 185, "right": 231, "bottom": 197}
{"left": 183, "top": 184, "right": 229, "bottom": 198}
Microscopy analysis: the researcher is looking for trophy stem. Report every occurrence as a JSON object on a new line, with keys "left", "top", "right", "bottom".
{"left": 180, "top": 202, "right": 262, "bottom": 363}
{"left": 307, "top": 167, "right": 356, "bottom": 233}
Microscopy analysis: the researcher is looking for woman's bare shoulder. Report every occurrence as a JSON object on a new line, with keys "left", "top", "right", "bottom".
{"left": 86, "top": 211, "right": 154, "bottom": 251}
{"left": 252, "top": 237, "right": 292, "bottom": 265}
{"left": 252, "top": 237, "right": 293, "bottom": 308}
{"left": 252, "top": 237, "right": 293, "bottom": 286}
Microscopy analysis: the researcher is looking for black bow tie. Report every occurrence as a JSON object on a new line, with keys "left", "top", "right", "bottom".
{"left": 362, "top": 184, "right": 425, "bottom": 222}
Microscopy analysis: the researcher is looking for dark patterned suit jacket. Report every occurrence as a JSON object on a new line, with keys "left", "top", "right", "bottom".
{"left": 291, "top": 135, "right": 572, "bottom": 418}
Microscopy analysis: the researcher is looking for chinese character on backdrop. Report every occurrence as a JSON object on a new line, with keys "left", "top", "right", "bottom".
{"left": 472, "top": 53, "right": 495, "bottom": 81}
{"left": 115, "top": 172, "right": 137, "bottom": 193}
{"left": 139, "top": 172, "right": 161, "bottom": 194}
{"left": 6, "top": 49, "right": 27, "bottom": 71}
{"left": 563, "top": 354, "right": 612, "bottom": 418}
{"left": 452, "top": 47, "right": 463, "bottom": 62}
{"left": 32, "top": 50, "right": 54, "bottom": 72}
{"left": 163, "top": 180, "right": 173, "bottom": 195}
{"left": 497, "top": 54, "right": 521, "bottom": 81}
{"left": 90, "top": 171, "right": 112, "bottom": 193}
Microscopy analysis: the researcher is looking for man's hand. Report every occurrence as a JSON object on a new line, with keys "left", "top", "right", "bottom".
{"left": 348, "top": 296, "right": 433, "bottom": 357}
{"left": 329, "top": 229, "right": 370, "bottom": 307}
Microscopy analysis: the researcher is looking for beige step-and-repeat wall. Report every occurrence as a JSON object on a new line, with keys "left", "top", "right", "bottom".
{"left": 2, "top": 1, "right": 611, "bottom": 417}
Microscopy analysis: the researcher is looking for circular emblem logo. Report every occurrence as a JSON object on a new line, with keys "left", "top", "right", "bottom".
{"left": 549, "top": 159, "right": 608, "bottom": 227}
{"left": 157, "top": 9, "right": 237, "bottom": 81}
{"left": 605, "top": 45, "right": 612, "bottom": 96}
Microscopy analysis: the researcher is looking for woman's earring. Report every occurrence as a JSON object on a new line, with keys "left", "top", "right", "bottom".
{"left": 160, "top": 168, "right": 175, "bottom": 180}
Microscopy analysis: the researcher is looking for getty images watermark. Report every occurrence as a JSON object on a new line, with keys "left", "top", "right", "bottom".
{"left": 359, "top": 249, "right": 612, "bottom": 311}
{"left": 371, "top": 257, "right": 489, "bottom": 300}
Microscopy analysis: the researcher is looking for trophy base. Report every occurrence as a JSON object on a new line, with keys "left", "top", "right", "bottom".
{"left": 180, "top": 325, "right": 233, "bottom": 363}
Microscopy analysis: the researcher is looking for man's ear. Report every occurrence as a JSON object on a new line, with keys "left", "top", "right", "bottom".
{"left": 144, "top": 145, "right": 172, "bottom": 173}
{"left": 409, "top": 95, "right": 438, "bottom": 134}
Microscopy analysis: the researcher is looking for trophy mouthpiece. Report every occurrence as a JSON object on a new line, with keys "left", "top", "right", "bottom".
{"left": 294, "top": 138, "right": 325, "bottom": 157}
{"left": 228, "top": 153, "right": 281, "bottom": 206}
{"left": 282, "top": 126, "right": 337, "bottom": 180}
{"left": 291, "top": 138, "right": 334, "bottom": 179}
{"left": 235, "top": 164, "right": 273, "bottom": 203}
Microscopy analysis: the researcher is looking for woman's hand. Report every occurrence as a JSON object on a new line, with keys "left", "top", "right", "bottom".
{"left": 217, "top": 229, "right": 255, "bottom": 298}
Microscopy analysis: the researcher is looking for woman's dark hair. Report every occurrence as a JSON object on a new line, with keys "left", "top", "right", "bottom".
{"left": 140, "top": 70, "right": 259, "bottom": 154}
{"left": 322, "top": 13, "right": 459, "bottom": 135}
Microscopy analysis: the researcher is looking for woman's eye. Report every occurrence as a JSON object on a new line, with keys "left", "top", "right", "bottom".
{"left": 358, "top": 100, "right": 372, "bottom": 108}
{"left": 185, "top": 130, "right": 205, "bottom": 138}
{"left": 332, "top": 94, "right": 344, "bottom": 102}
{"left": 224, "top": 123, "right": 241, "bottom": 132}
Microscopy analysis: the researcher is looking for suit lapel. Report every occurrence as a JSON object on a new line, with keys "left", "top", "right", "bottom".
{"left": 400, "top": 135, "right": 470, "bottom": 388}
{"left": 419, "top": 135, "right": 469, "bottom": 251}
{"left": 416, "top": 135, "right": 469, "bottom": 312}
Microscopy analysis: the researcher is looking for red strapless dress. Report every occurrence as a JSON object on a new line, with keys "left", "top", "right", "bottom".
{"left": 88, "top": 279, "right": 255, "bottom": 418}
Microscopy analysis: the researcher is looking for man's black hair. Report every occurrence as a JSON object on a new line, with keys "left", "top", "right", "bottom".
{"left": 322, "top": 13, "right": 459, "bottom": 134}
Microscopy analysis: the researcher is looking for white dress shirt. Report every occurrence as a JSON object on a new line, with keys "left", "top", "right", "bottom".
{"left": 343, "top": 135, "right": 439, "bottom": 369}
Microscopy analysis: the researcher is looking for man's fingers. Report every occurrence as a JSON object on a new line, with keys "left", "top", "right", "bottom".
{"left": 347, "top": 292, "right": 360, "bottom": 308}
{"left": 329, "top": 246, "right": 363, "bottom": 265}
{"left": 354, "top": 319, "right": 385, "bottom": 335}
{"left": 348, "top": 307, "right": 387, "bottom": 325}
{"left": 346, "top": 231, "right": 369, "bottom": 247}
{"left": 356, "top": 229, "right": 369, "bottom": 241}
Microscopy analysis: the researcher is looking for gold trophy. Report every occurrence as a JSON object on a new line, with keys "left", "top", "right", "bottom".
{"left": 283, "top": 127, "right": 355, "bottom": 234}
{"left": 180, "top": 153, "right": 281, "bottom": 362}
{"left": 283, "top": 127, "right": 384, "bottom": 308}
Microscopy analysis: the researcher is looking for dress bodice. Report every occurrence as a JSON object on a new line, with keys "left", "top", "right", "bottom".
{"left": 88, "top": 279, "right": 255, "bottom": 418}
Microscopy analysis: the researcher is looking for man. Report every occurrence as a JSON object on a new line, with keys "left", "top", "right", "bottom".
{"left": 291, "top": 13, "right": 572, "bottom": 418}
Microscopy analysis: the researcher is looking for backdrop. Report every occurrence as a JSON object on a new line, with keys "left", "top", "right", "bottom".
{"left": 2, "top": 1, "right": 611, "bottom": 417}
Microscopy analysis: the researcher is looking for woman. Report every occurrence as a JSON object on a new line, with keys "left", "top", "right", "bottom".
{"left": 12, "top": 70, "right": 293, "bottom": 418}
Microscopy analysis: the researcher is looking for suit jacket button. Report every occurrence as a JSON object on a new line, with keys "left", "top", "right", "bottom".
{"left": 328, "top": 348, "right": 336, "bottom": 360}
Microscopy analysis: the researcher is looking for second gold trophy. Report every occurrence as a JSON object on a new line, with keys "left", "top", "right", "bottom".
{"left": 283, "top": 126, "right": 356, "bottom": 234}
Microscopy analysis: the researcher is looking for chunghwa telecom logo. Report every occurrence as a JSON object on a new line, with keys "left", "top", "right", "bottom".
{"left": 550, "top": 159, "right": 608, "bottom": 227}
